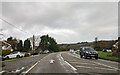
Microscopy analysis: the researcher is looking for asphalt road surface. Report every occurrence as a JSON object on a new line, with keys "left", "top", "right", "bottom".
{"left": 23, "top": 52, "right": 119, "bottom": 75}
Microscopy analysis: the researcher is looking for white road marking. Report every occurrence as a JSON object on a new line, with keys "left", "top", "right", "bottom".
{"left": 91, "top": 61, "right": 120, "bottom": 70}
{"left": 70, "top": 62, "right": 96, "bottom": 65}
{"left": 23, "top": 62, "right": 38, "bottom": 74}
{"left": 98, "top": 59, "right": 118, "bottom": 64}
{"left": 50, "top": 59, "right": 54, "bottom": 64}
{"left": 65, "top": 61, "right": 77, "bottom": 71}
{"left": 22, "top": 54, "right": 51, "bottom": 75}
{"left": 76, "top": 65, "right": 117, "bottom": 71}
{"left": 67, "top": 52, "right": 119, "bottom": 71}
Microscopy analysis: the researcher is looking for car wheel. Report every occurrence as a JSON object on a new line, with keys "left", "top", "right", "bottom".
{"left": 6, "top": 56, "right": 9, "bottom": 60}
{"left": 95, "top": 56, "right": 98, "bottom": 59}
{"left": 80, "top": 55, "right": 83, "bottom": 58}
{"left": 89, "top": 57, "right": 92, "bottom": 59}
{"left": 84, "top": 55, "right": 87, "bottom": 59}
{"left": 16, "top": 55, "right": 20, "bottom": 58}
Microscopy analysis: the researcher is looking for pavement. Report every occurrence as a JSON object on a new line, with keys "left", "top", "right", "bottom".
{"left": 21, "top": 52, "right": 120, "bottom": 75}
{"left": 1, "top": 52, "right": 120, "bottom": 75}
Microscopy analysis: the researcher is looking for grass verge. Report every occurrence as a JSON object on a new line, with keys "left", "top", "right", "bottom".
{"left": 76, "top": 51, "right": 120, "bottom": 62}
{"left": 97, "top": 51, "right": 120, "bottom": 62}
{"left": 1, "top": 57, "right": 26, "bottom": 63}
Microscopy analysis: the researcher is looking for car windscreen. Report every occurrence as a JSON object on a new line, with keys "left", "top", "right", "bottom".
{"left": 10, "top": 52, "right": 18, "bottom": 54}
{"left": 84, "top": 48, "right": 95, "bottom": 51}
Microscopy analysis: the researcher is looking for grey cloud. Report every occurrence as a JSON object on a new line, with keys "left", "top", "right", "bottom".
{"left": 1, "top": 2, "right": 118, "bottom": 43}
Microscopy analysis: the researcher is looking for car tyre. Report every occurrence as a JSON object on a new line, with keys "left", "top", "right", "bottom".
{"left": 16, "top": 55, "right": 20, "bottom": 58}
{"left": 84, "top": 55, "right": 87, "bottom": 59}
{"left": 6, "top": 56, "right": 9, "bottom": 60}
{"left": 89, "top": 57, "right": 92, "bottom": 59}
{"left": 95, "top": 56, "right": 98, "bottom": 59}
{"left": 80, "top": 55, "right": 83, "bottom": 58}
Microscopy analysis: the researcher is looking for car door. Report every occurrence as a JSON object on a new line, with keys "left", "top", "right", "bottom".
{"left": 12, "top": 52, "right": 17, "bottom": 58}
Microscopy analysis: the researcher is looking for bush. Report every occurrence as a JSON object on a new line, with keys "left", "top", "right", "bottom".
{"left": 2, "top": 49, "right": 11, "bottom": 56}
{"left": 24, "top": 53, "right": 30, "bottom": 57}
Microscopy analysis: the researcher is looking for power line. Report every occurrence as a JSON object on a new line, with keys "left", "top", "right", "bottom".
{"left": 0, "top": 18, "right": 32, "bottom": 35}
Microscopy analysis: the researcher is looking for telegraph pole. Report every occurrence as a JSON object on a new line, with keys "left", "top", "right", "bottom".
{"left": 0, "top": 29, "right": 4, "bottom": 41}
{"left": 33, "top": 35, "right": 35, "bottom": 50}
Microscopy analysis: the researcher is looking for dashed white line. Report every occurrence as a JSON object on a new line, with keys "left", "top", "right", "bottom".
{"left": 75, "top": 65, "right": 118, "bottom": 71}
{"left": 67, "top": 52, "right": 119, "bottom": 71}
{"left": 91, "top": 61, "right": 120, "bottom": 70}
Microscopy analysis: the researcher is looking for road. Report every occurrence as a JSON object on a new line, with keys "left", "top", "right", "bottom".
{"left": 2, "top": 54, "right": 48, "bottom": 73}
{"left": 23, "top": 52, "right": 119, "bottom": 75}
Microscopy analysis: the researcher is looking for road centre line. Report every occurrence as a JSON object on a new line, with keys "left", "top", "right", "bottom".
{"left": 22, "top": 54, "right": 51, "bottom": 75}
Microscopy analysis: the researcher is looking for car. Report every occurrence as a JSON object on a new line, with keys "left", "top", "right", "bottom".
{"left": 4, "top": 51, "right": 24, "bottom": 59}
{"left": 43, "top": 50, "right": 49, "bottom": 54}
{"left": 31, "top": 50, "right": 40, "bottom": 55}
{"left": 80, "top": 47, "right": 98, "bottom": 59}
{"left": 69, "top": 49, "right": 74, "bottom": 53}
{"left": 102, "top": 49, "right": 112, "bottom": 52}
{"left": 0, "top": 55, "right": 2, "bottom": 61}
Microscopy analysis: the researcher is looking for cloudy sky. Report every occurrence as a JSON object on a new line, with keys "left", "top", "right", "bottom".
{"left": 1, "top": 2, "right": 118, "bottom": 44}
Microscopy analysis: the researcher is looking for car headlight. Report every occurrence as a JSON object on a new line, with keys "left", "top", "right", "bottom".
{"left": 86, "top": 51, "right": 89, "bottom": 53}
{"left": 96, "top": 52, "right": 98, "bottom": 54}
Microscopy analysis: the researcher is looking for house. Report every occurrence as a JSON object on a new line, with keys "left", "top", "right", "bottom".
{"left": 1, "top": 41, "right": 12, "bottom": 50}
{"left": 35, "top": 46, "right": 43, "bottom": 53}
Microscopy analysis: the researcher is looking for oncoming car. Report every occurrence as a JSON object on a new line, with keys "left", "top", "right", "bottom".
{"left": 80, "top": 47, "right": 98, "bottom": 59}
{"left": 69, "top": 49, "right": 74, "bottom": 53}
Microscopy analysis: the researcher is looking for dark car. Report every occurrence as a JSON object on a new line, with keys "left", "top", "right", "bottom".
{"left": 31, "top": 50, "right": 40, "bottom": 55}
{"left": 80, "top": 47, "right": 98, "bottom": 59}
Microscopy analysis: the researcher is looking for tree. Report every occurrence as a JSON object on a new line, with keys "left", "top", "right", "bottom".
{"left": 7, "top": 37, "right": 13, "bottom": 41}
{"left": 23, "top": 39, "right": 31, "bottom": 52}
{"left": 39, "top": 35, "right": 59, "bottom": 52}
{"left": 6, "top": 37, "right": 18, "bottom": 51}
{"left": 17, "top": 40, "right": 23, "bottom": 52}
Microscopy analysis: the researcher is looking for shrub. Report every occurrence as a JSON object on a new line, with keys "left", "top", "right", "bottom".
{"left": 2, "top": 49, "right": 11, "bottom": 56}
{"left": 24, "top": 53, "right": 30, "bottom": 57}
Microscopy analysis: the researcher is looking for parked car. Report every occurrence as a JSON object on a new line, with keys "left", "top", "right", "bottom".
{"left": 0, "top": 55, "right": 2, "bottom": 61}
{"left": 80, "top": 47, "right": 98, "bottom": 59}
{"left": 4, "top": 51, "right": 24, "bottom": 59}
{"left": 31, "top": 50, "right": 40, "bottom": 55}
{"left": 43, "top": 50, "right": 49, "bottom": 54}
{"left": 102, "top": 49, "right": 112, "bottom": 52}
{"left": 69, "top": 49, "right": 74, "bottom": 53}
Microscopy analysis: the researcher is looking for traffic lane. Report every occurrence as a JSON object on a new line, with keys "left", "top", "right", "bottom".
{"left": 62, "top": 52, "right": 118, "bottom": 74}
{"left": 72, "top": 52, "right": 119, "bottom": 70}
{"left": 3, "top": 54, "right": 48, "bottom": 72}
{"left": 27, "top": 53, "right": 70, "bottom": 74}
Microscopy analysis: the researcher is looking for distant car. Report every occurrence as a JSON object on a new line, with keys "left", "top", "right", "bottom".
{"left": 76, "top": 50, "right": 80, "bottom": 52}
{"left": 69, "top": 49, "right": 74, "bottom": 53}
{"left": 4, "top": 51, "right": 24, "bottom": 59}
{"left": 31, "top": 50, "right": 40, "bottom": 55}
{"left": 80, "top": 47, "right": 98, "bottom": 59}
{"left": 102, "top": 49, "right": 112, "bottom": 52}
{"left": 43, "top": 50, "right": 49, "bottom": 54}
